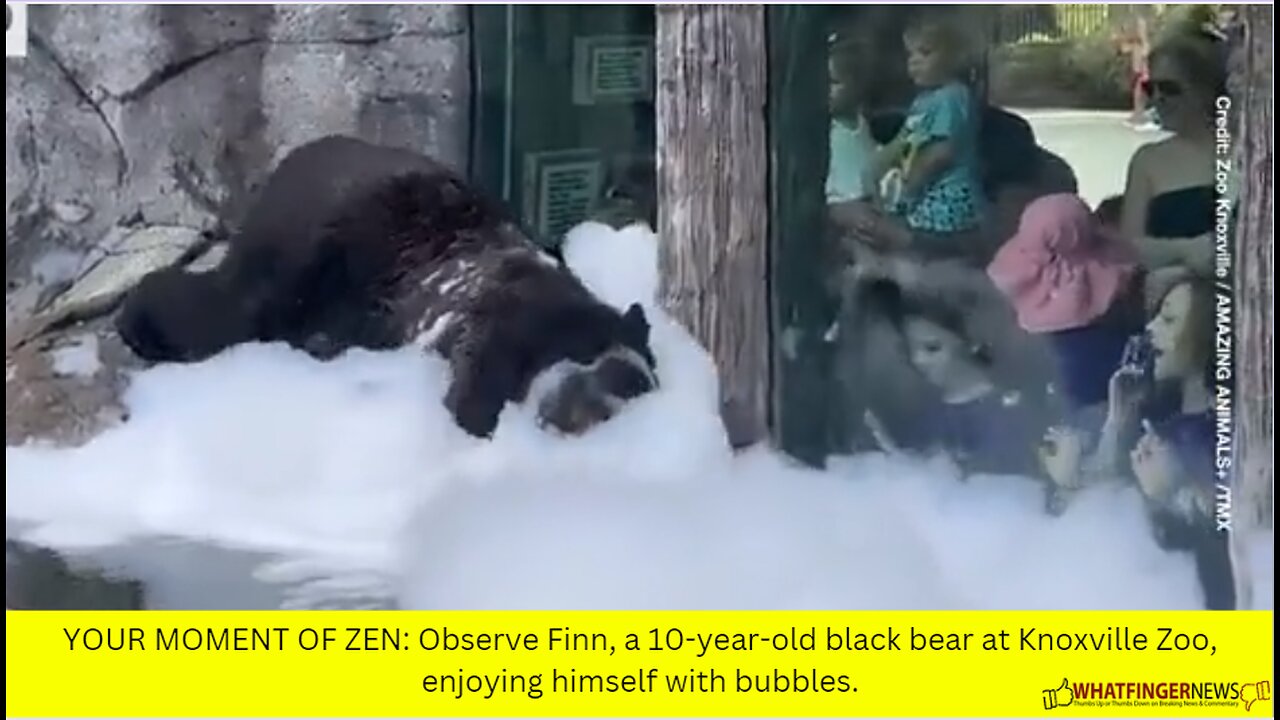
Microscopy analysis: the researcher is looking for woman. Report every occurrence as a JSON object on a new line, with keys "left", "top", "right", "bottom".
{"left": 1119, "top": 20, "right": 1227, "bottom": 278}
{"left": 1043, "top": 274, "right": 1230, "bottom": 610}
{"left": 1044, "top": 273, "right": 1215, "bottom": 493}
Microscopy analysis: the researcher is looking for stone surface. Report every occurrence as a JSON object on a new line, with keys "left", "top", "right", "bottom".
{"left": 46, "top": 225, "right": 207, "bottom": 317}
{"left": 5, "top": 227, "right": 225, "bottom": 449}
{"left": 7, "top": 3, "right": 470, "bottom": 334}
{"left": 6, "top": 4, "right": 471, "bottom": 451}
{"left": 51, "top": 200, "right": 93, "bottom": 225}
{"left": 6, "top": 316, "right": 139, "bottom": 449}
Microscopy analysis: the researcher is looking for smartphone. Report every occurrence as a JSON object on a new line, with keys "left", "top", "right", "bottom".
{"left": 1120, "top": 332, "right": 1155, "bottom": 378}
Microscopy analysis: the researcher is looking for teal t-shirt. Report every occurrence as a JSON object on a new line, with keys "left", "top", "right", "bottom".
{"left": 895, "top": 82, "right": 982, "bottom": 233}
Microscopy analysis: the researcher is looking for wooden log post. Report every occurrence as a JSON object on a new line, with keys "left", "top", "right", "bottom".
{"left": 655, "top": 5, "right": 770, "bottom": 449}
{"left": 1227, "top": 6, "right": 1273, "bottom": 609}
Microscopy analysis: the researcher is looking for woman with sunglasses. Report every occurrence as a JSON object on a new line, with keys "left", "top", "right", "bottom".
{"left": 1118, "top": 16, "right": 1227, "bottom": 281}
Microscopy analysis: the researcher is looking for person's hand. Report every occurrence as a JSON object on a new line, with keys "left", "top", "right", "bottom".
{"left": 1107, "top": 364, "right": 1148, "bottom": 424}
{"left": 828, "top": 200, "right": 872, "bottom": 234}
{"left": 1040, "top": 426, "right": 1086, "bottom": 489}
{"left": 864, "top": 213, "right": 914, "bottom": 251}
{"left": 830, "top": 201, "right": 910, "bottom": 251}
{"left": 849, "top": 205, "right": 889, "bottom": 245}
{"left": 1131, "top": 421, "right": 1178, "bottom": 501}
{"left": 886, "top": 133, "right": 911, "bottom": 158}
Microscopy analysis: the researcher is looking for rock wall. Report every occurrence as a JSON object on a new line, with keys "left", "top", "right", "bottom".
{"left": 5, "top": 4, "right": 471, "bottom": 330}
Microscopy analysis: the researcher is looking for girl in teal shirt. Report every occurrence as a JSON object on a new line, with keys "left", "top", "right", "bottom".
{"left": 879, "top": 17, "right": 983, "bottom": 237}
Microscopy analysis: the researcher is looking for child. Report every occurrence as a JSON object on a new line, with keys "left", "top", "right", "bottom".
{"left": 864, "top": 17, "right": 984, "bottom": 249}
{"left": 987, "top": 194, "right": 1143, "bottom": 425}
{"left": 826, "top": 35, "right": 879, "bottom": 204}
{"left": 860, "top": 280, "right": 1045, "bottom": 478}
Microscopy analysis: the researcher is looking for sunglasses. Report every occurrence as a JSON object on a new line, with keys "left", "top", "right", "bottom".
{"left": 1141, "top": 79, "right": 1184, "bottom": 98}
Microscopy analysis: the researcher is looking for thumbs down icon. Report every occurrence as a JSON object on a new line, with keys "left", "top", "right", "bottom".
{"left": 1241, "top": 681, "right": 1271, "bottom": 712}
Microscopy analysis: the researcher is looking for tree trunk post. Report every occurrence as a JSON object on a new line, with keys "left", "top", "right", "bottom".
{"left": 655, "top": 5, "right": 770, "bottom": 449}
{"left": 1228, "top": 6, "right": 1273, "bottom": 610}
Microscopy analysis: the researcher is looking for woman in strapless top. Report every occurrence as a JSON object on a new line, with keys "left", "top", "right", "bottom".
{"left": 1119, "top": 26, "right": 1227, "bottom": 277}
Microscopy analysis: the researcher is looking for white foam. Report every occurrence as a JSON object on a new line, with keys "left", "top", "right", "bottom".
{"left": 50, "top": 334, "right": 103, "bottom": 378}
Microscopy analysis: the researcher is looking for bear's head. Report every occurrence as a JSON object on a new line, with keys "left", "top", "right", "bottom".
{"left": 116, "top": 267, "right": 259, "bottom": 363}
{"left": 535, "top": 302, "right": 659, "bottom": 436}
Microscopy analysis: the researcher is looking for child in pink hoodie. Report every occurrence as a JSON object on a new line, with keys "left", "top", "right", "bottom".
{"left": 987, "top": 193, "right": 1144, "bottom": 424}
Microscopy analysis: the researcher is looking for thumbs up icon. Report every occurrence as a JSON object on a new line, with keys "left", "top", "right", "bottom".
{"left": 1043, "top": 679, "right": 1075, "bottom": 710}
{"left": 1241, "top": 681, "right": 1271, "bottom": 712}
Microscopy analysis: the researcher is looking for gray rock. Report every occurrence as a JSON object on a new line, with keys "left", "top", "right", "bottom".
{"left": 5, "top": 224, "right": 214, "bottom": 449}
{"left": 52, "top": 200, "right": 92, "bottom": 225}
{"left": 7, "top": 3, "right": 469, "bottom": 337}
{"left": 47, "top": 225, "right": 207, "bottom": 316}
{"left": 6, "top": 316, "right": 140, "bottom": 449}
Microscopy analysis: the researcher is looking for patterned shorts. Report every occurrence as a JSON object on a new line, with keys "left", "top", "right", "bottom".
{"left": 904, "top": 180, "right": 981, "bottom": 235}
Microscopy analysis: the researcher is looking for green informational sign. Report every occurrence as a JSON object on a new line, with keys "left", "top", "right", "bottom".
{"left": 521, "top": 149, "right": 605, "bottom": 240}
{"left": 572, "top": 35, "right": 655, "bottom": 106}
{"left": 471, "top": 6, "right": 656, "bottom": 251}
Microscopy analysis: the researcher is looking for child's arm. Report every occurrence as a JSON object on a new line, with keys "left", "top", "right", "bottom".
{"left": 898, "top": 86, "right": 970, "bottom": 202}
{"left": 901, "top": 138, "right": 955, "bottom": 199}
{"left": 865, "top": 134, "right": 909, "bottom": 192}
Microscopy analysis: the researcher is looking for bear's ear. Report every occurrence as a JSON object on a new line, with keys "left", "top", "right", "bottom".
{"left": 620, "top": 302, "right": 650, "bottom": 348}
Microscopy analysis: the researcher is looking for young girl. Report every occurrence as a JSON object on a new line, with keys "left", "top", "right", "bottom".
{"left": 860, "top": 280, "right": 1045, "bottom": 478}
{"left": 826, "top": 35, "right": 879, "bottom": 204}
{"left": 834, "top": 17, "right": 984, "bottom": 259}
{"left": 987, "top": 194, "right": 1143, "bottom": 428}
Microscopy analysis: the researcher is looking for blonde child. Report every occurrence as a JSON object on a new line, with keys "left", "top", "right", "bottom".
{"left": 835, "top": 16, "right": 983, "bottom": 260}
{"left": 882, "top": 17, "right": 982, "bottom": 234}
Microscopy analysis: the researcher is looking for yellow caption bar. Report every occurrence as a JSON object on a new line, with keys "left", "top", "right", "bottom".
{"left": 5, "top": 611, "right": 1274, "bottom": 718}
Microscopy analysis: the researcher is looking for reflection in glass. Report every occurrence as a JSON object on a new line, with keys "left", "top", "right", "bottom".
{"left": 770, "top": 4, "right": 1235, "bottom": 609}
{"left": 471, "top": 5, "right": 656, "bottom": 248}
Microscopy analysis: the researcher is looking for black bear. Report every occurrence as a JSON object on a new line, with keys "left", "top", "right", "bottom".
{"left": 116, "top": 136, "right": 658, "bottom": 438}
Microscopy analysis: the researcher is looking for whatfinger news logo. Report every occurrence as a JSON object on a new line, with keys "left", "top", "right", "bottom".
{"left": 1043, "top": 678, "right": 1272, "bottom": 712}
{"left": 7, "top": 2, "right": 28, "bottom": 58}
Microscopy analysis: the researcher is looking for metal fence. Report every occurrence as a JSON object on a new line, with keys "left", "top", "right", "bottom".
{"left": 992, "top": 5, "right": 1121, "bottom": 44}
